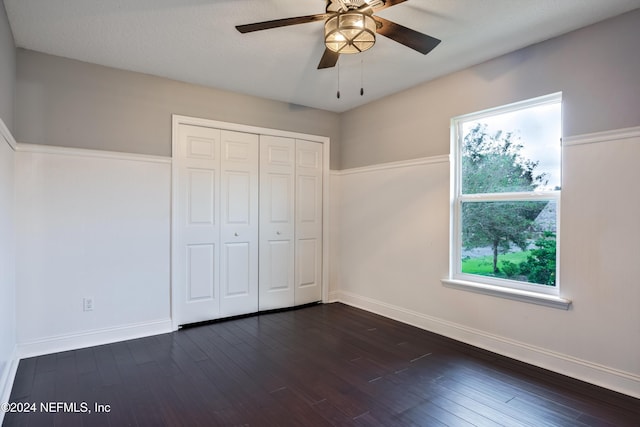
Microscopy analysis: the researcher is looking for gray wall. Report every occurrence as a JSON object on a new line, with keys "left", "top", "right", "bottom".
{"left": 339, "top": 9, "right": 640, "bottom": 169}
{"left": 0, "top": 0, "right": 14, "bottom": 131}
{"left": 16, "top": 50, "right": 342, "bottom": 168}
{"left": 14, "top": 9, "right": 640, "bottom": 171}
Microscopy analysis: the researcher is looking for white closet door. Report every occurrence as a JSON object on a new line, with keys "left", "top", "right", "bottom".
{"left": 295, "top": 140, "right": 323, "bottom": 305}
{"left": 175, "top": 125, "right": 221, "bottom": 325}
{"left": 259, "top": 135, "right": 295, "bottom": 310}
{"left": 219, "top": 130, "right": 260, "bottom": 317}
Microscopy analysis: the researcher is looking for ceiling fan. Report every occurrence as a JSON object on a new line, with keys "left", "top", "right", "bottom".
{"left": 236, "top": 0, "right": 441, "bottom": 69}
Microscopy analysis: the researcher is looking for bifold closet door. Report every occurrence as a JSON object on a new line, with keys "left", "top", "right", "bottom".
{"left": 295, "top": 140, "right": 323, "bottom": 305}
{"left": 219, "top": 130, "right": 259, "bottom": 317}
{"left": 259, "top": 135, "right": 295, "bottom": 310}
{"left": 175, "top": 125, "right": 259, "bottom": 325}
{"left": 175, "top": 125, "right": 222, "bottom": 325}
{"left": 175, "top": 123, "right": 322, "bottom": 324}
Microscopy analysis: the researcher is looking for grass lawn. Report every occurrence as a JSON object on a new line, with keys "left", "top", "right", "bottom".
{"left": 462, "top": 250, "right": 530, "bottom": 276}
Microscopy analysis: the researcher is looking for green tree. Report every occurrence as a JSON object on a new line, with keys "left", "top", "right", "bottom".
{"left": 461, "top": 124, "right": 548, "bottom": 274}
{"left": 519, "top": 232, "right": 556, "bottom": 286}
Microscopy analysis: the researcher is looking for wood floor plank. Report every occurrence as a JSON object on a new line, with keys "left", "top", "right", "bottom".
{"left": 4, "top": 303, "right": 639, "bottom": 427}
{"left": 7, "top": 357, "right": 37, "bottom": 402}
{"left": 397, "top": 400, "right": 458, "bottom": 427}
{"left": 430, "top": 381, "right": 530, "bottom": 427}
{"left": 456, "top": 355, "right": 639, "bottom": 425}
{"left": 73, "top": 347, "right": 98, "bottom": 375}
{"left": 430, "top": 375, "right": 544, "bottom": 427}
{"left": 311, "top": 399, "right": 358, "bottom": 426}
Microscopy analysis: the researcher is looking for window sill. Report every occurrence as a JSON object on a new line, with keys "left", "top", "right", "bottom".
{"left": 441, "top": 279, "right": 572, "bottom": 310}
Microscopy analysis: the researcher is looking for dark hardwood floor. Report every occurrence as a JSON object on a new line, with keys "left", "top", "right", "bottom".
{"left": 3, "top": 303, "right": 639, "bottom": 426}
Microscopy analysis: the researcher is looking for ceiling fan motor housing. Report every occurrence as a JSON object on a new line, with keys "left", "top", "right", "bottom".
{"left": 324, "top": 11, "right": 376, "bottom": 53}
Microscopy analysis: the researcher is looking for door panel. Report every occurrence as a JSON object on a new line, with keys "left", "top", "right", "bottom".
{"left": 265, "top": 240, "right": 293, "bottom": 290}
{"left": 176, "top": 125, "right": 221, "bottom": 324}
{"left": 186, "top": 244, "right": 216, "bottom": 300}
{"left": 225, "top": 171, "right": 251, "bottom": 224}
{"left": 295, "top": 140, "right": 323, "bottom": 305}
{"left": 268, "top": 174, "right": 292, "bottom": 223}
{"left": 297, "top": 238, "right": 319, "bottom": 287}
{"left": 259, "top": 135, "right": 295, "bottom": 310}
{"left": 220, "top": 130, "right": 259, "bottom": 316}
{"left": 268, "top": 145, "right": 293, "bottom": 165}
{"left": 297, "top": 175, "right": 319, "bottom": 223}
{"left": 187, "top": 169, "right": 215, "bottom": 225}
{"left": 187, "top": 136, "right": 217, "bottom": 160}
{"left": 225, "top": 140, "right": 251, "bottom": 162}
{"left": 297, "top": 148, "right": 320, "bottom": 169}
{"left": 223, "top": 242, "right": 251, "bottom": 296}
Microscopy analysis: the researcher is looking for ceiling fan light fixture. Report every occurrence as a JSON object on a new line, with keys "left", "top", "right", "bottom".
{"left": 324, "top": 11, "right": 376, "bottom": 54}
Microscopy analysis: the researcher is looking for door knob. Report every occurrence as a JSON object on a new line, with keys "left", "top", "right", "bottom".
{"left": 234, "top": 232, "right": 239, "bottom": 237}
{"left": 276, "top": 231, "right": 281, "bottom": 235}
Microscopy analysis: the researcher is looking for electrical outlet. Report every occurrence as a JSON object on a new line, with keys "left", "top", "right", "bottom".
{"left": 83, "top": 297, "right": 94, "bottom": 312}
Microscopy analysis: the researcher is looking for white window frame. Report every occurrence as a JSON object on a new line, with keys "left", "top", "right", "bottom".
{"left": 442, "top": 93, "right": 571, "bottom": 310}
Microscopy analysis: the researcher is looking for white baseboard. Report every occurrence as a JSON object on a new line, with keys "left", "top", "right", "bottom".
{"left": 333, "top": 290, "right": 640, "bottom": 399}
{"left": 326, "top": 290, "right": 341, "bottom": 303}
{"left": 0, "top": 345, "right": 19, "bottom": 425}
{"left": 17, "top": 319, "right": 173, "bottom": 359}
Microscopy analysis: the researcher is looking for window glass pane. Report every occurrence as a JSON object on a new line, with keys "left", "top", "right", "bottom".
{"left": 461, "top": 102, "right": 561, "bottom": 194}
{"left": 461, "top": 200, "right": 557, "bottom": 286}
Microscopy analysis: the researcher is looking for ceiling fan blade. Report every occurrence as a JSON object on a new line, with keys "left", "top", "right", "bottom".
{"left": 375, "top": 0, "right": 408, "bottom": 12}
{"left": 359, "top": 0, "right": 407, "bottom": 14}
{"left": 236, "top": 13, "right": 331, "bottom": 33}
{"left": 375, "top": 16, "right": 441, "bottom": 55}
{"left": 318, "top": 48, "right": 340, "bottom": 69}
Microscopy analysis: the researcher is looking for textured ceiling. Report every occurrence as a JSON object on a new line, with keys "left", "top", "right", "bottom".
{"left": 5, "top": 0, "right": 640, "bottom": 112}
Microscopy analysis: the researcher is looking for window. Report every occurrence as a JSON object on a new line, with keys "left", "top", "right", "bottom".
{"left": 444, "top": 93, "right": 569, "bottom": 308}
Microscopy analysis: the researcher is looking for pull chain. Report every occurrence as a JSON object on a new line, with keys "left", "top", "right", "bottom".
{"left": 360, "top": 59, "right": 364, "bottom": 96}
{"left": 336, "top": 62, "right": 341, "bottom": 99}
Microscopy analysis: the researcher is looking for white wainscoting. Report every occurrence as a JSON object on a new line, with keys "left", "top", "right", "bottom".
{"left": 332, "top": 129, "right": 640, "bottom": 398}
{"left": 15, "top": 144, "right": 173, "bottom": 357}
{"left": 0, "top": 119, "right": 17, "bottom": 420}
